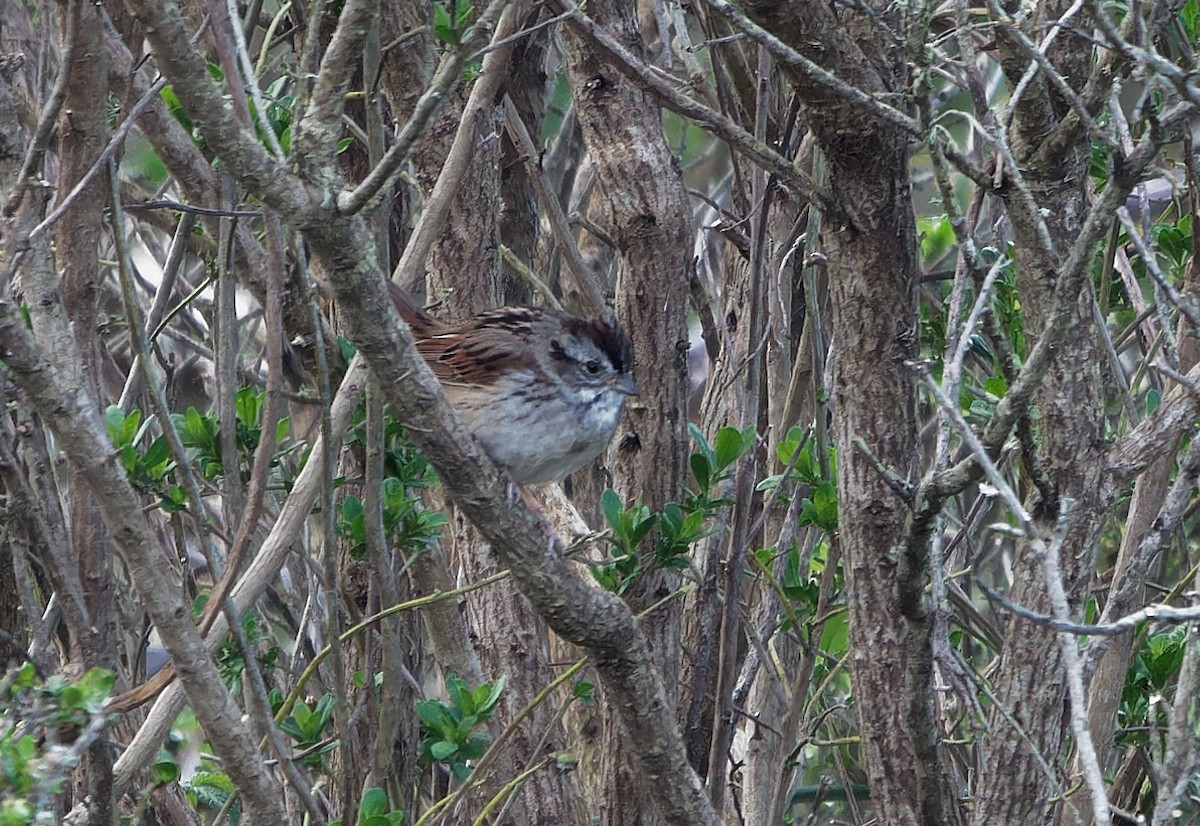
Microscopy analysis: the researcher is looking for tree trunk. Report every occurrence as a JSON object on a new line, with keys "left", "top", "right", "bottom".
{"left": 561, "top": 0, "right": 693, "bottom": 821}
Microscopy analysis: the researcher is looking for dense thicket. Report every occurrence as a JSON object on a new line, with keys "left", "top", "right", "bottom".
{"left": 2, "top": 1, "right": 1200, "bottom": 824}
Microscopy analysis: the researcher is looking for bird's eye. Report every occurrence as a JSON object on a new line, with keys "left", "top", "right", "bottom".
{"left": 584, "top": 360, "right": 602, "bottom": 375}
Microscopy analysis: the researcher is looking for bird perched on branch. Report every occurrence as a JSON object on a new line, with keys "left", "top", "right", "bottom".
{"left": 386, "top": 281, "right": 638, "bottom": 484}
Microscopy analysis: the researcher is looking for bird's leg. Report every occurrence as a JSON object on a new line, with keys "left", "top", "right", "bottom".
{"left": 496, "top": 468, "right": 561, "bottom": 559}
{"left": 497, "top": 467, "right": 544, "bottom": 514}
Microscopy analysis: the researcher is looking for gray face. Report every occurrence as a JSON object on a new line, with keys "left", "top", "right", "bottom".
{"left": 552, "top": 335, "right": 619, "bottom": 388}
{"left": 547, "top": 328, "right": 639, "bottom": 398}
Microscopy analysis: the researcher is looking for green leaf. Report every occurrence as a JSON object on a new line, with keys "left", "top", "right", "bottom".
{"left": 235, "top": 387, "right": 261, "bottom": 428}
{"left": 16, "top": 733, "right": 37, "bottom": 760}
{"left": 1145, "top": 388, "right": 1161, "bottom": 415}
{"left": 122, "top": 409, "right": 141, "bottom": 445}
{"left": 918, "top": 214, "right": 957, "bottom": 266}
{"left": 182, "top": 407, "right": 212, "bottom": 447}
{"left": 775, "top": 426, "right": 808, "bottom": 470}
{"left": 445, "top": 673, "right": 470, "bottom": 714}
{"left": 983, "top": 374, "right": 1008, "bottom": 398}
{"left": 359, "top": 787, "right": 388, "bottom": 819}
{"left": 689, "top": 451, "right": 712, "bottom": 492}
{"left": 340, "top": 496, "right": 365, "bottom": 540}
{"left": 819, "top": 609, "right": 849, "bottom": 655}
{"left": 119, "top": 445, "right": 139, "bottom": 476}
{"left": 429, "top": 740, "right": 458, "bottom": 760}
{"left": 755, "top": 473, "right": 782, "bottom": 492}
{"left": 162, "top": 484, "right": 189, "bottom": 513}
{"left": 360, "top": 817, "right": 398, "bottom": 826}
{"left": 796, "top": 481, "right": 839, "bottom": 532}
{"left": 433, "top": 1, "right": 472, "bottom": 44}
{"left": 1182, "top": 0, "right": 1199, "bottom": 40}
{"left": 678, "top": 508, "right": 707, "bottom": 543}
{"left": 80, "top": 667, "right": 116, "bottom": 700}
{"left": 627, "top": 506, "right": 656, "bottom": 547}
{"left": 152, "top": 758, "right": 181, "bottom": 785}
{"left": 106, "top": 406, "right": 128, "bottom": 445}
{"left": 415, "top": 699, "right": 454, "bottom": 734}
{"left": 160, "top": 86, "right": 193, "bottom": 132}
{"left": 141, "top": 436, "right": 171, "bottom": 474}
{"left": 600, "top": 489, "right": 623, "bottom": 531}
{"left": 476, "top": 674, "right": 505, "bottom": 716}
{"left": 458, "top": 731, "right": 490, "bottom": 760}
{"left": 280, "top": 708, "right": 308, "bottom": 741}
{"left": 688, "top": 422, "right": 716, "bottom": 466}
{"left": 571, "top": 680, "right": 596, "bottom": 705}
{"left": 713, "top": 425, "right": 754, "bottom": 472}
{"left": 312, "top": 693, "right": 336, "bottom": 734}
{"left": 1142, "top": 626, "right": 1186, "bottom": 688}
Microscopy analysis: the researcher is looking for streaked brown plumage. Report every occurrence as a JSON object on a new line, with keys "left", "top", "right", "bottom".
{"left": 388, "top": 282, "right": 637, "bottom": 483}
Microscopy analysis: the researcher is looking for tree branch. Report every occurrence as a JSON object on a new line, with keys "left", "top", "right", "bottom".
{"left": 123, "top": 2, "right": 720, "bottom": 822}
{"left": 0, "top": 302, "right": 286, "bottom": 825}
{"left": 293, "top": 0, "right": 378, "bottom": 174}
{"left": 549, "top": 0, "right": 837, "bottom": 218}
{"left": 704, "top": 0, "right": 921, "bottom": 136}
{"left": 337, "top": 0, "right": 511, "bottom": 214}
{"left": 119, "top": 1, "right": 316, "bottom": 217}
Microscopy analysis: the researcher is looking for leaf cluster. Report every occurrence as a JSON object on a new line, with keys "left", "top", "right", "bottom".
{"left": 278, "top": 693, "right": 339, "bottom": 771}
{"left": 758, "top": 426, "right": 838, "bottom": 533}
{"left": 0, "top": 665, "right": 115, "bottom": 826}
{"left": 591, "top": 425, "right": 755, "bottom": 594}
{"left": 339, "top": 412, "right": 447, "bottom": 559}
{"left": 415, "top": 674, "right": 505, "bottom": 782}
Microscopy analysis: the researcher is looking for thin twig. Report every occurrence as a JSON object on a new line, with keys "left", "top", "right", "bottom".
{"left": 385, "top": 3, "right": 522, "bottom": 292}
{"left": 26, "top": 77, "right": 168, "bottom": 239}
{"left": 2, "top": 0, "right": 79, "bottom": 218}
{"left": 549, "top": 0, "right": 837, "bottom": 216}
{"left": 703, "top": 0, "right": 922, "bottom": 136}
{"left": 121, "top": 200, "right": 261, "bottom": 217}
{"left": 919, "top": 366, "right": 1112, "bottom": 826}
{"left": 993, "top": 0, "right": 1113, "bottom": 151}
{"left": 339, "top": 0, "right": 511, "bottom": 214}
{"left": 982, "top": 582, "right": 1200, "bottom": 636}
{"left": 1117, "top": 206, "right": 1200, "bottom": 333}
{"left": 118, "top": 213, "right": 198, "bottom": 409}
{"left": 500, "top": 245, "right": 563, "bottom": 310}
{"left": 502, "top": 94, "right": 606, "bottom": 314}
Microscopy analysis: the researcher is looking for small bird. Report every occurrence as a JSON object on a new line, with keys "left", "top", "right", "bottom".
{"left": 387, "top": 282, "right": 638, "bottom": 484}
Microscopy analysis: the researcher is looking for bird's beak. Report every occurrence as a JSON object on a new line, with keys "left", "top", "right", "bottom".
{"left": 612, "top": 374, "right": 640, "bottom": 397}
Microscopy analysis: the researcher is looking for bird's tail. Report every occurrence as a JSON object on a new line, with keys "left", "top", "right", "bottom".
{"left": 386, "top": 280, "right": 439, "bottom": 336}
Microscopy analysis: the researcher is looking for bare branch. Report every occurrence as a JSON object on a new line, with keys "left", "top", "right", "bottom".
{"left": 0, "top": 293, "right": 287, "bottom": 826}
{"left": 983, "top": 584, "right": 1200, "bottom": 639}
{"left": 121, "top": 1, "right": 315, "bottom": 218}
{"left": 502, "top": 94, "right": 606, "bottom": 314}
{"left": 338, "top": 0, "right": 511, "bottom": 214}
{"left": 1, "top": 0, "right": 78, "bottom": 218}
{"left": 26, "top": 76, "right": 167, "bottom": 240}
{"left": 549, "top": 0, "right": 837, "bottom": 217}
{"left": 703, "top": 0, "right": 921, "bottom": 136}
{"left": 919, "top": 369, "right": 1112, "bottom": 826}
{"left": 293, "top": 0, "right": 377, "bottom": 173}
